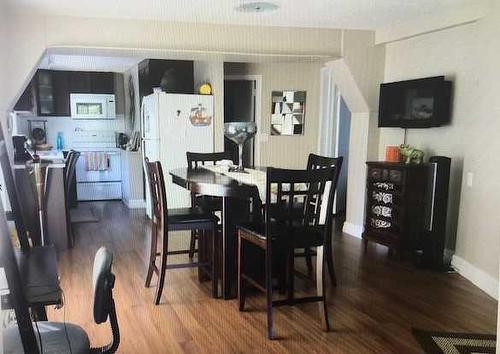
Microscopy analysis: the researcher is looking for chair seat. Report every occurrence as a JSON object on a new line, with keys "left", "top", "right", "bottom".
{"left": 168, "top": 207, "right": 219, "bottom": 231}
{"left": 3, "top": 322, "right": 90, "bottom": 354}
{"left": 239, "top": 222, "right": 325, "bottom": 248}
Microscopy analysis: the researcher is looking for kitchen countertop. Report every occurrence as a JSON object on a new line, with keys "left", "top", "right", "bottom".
{"left": 14, "top": 150, "right": 66, "bottom": 169}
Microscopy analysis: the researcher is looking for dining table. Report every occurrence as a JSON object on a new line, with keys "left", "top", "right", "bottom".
{"left": 170, "top": 166, "right": 264, "bottom": 299}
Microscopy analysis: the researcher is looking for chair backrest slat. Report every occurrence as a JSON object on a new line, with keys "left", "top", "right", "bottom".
{"left": 144, "top": 158, "right": 168, "bottom": 241}
{"left": 307, "top": 153, "right": 342, "bottom": 171}
{"left": 306, "top": 153, "right": 343, "bottom": 226}
{"left": 186, "top": 151, "right": 235, "bottom": 170}
{"left": 265, "top": 164, "right": 342, "bottom": 244}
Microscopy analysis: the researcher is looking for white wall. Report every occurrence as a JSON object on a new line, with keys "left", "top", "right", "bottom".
{"left": 380, "top": 3, "right": 500, "bottom": 296}
{"left": 225, "top": 61, "right": 324, "bottom": 169}
{"left": 325, "top": 31, "right": 385, "bottom": 237}
{"left": 0, "top": 4, "right": 8, "bottom": 113}
{"left": 193, "top": 61, "right": 224, "bottom": 151}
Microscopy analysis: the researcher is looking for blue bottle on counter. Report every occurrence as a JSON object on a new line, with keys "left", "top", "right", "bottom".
{"left": 56, "top": 132, "right": 64, "bottom": 150}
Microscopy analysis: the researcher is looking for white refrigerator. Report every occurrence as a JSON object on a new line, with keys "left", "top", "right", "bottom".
{"left": 141, "top": 92, "right": 214, "bottom": 218}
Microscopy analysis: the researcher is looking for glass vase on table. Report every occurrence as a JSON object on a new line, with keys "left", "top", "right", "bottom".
{"left": 223, "top": 122, "right": 257, "bottom": 173}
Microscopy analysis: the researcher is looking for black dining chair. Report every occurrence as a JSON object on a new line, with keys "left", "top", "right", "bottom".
{"left": 2, "top": 246, "right": 120, "bottom": 354}
{"left": 144, "top": 158, "right": 219, "bottom": 304}
{"left": 299, "top": 153, "right": 343, "bottom": 285}
{"left": 64, "top": 150, "right": 80, "bottom": 247}
{"left": 237, "top": 166, "right": 341, "bottom": 339}
{"left": 186, "top": 151, "right": 235, "bottom": 258}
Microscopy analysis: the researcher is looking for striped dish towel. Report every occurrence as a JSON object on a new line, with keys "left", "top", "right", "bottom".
{"left": 84, "top": 152, "right": 110, "bottom": 171}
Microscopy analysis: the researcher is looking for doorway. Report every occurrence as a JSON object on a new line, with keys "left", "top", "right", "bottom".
{"left": 224, "top": 76, "right": 261, "bottom": 168}
{"left": 335, "top": 96, "right": 351, "bottom": 214}
{"left": 318, "top": 67, "right": 351, "bottom": 214}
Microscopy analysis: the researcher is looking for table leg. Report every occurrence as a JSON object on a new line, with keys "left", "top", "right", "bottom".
{"left": 221, "top": 197, "right": 250, "bottom": 299}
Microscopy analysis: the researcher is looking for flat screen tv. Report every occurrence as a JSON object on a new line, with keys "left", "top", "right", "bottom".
{"left": 378, "top": 76, "right": 452, "bottom": 128}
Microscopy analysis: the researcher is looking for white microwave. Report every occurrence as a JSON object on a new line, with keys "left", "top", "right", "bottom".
{"left": 70, "top": 93, "right": 116, "bottom": 120}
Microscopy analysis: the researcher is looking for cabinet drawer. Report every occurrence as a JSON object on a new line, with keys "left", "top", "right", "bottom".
{"left": 371, "top": 181, "right": 401, "bottom": 193}
{"left": 369, "top": 167, "right": 405, "bottom": 183}
{"left": 367, "top": 217, "right": 401, "bottom": 233}
{"left": 370, "top": 204, "right": 394, "bottom": 219}
{"left": 370, "top": 190, "right": 399, "bottom": 204}
{"left": 389, "top": 169, "right": 403, "bottom": 183}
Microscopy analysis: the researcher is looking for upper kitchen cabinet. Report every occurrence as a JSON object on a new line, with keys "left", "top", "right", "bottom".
{"left": 138, "top": 59, "right": 194, "bottom": 102}
{"left": 15, "top": 70, "right": 117, "bottom": 116}
{"left": 90, "top": 72, "right": 115, "bottom": 94}
{"left": 13, "top": 82, "right": 36, "bottom": 112}
{"left": 67, "top": 71, "right": 91, "bottom": 94}
{"left": 36, "top": 70, "right": 59, "bottom": 115}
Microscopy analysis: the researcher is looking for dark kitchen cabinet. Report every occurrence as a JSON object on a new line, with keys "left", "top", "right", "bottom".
{"left": 138, "top": 59, "right": 194, "bottom": 103}
{"left": 67, "top": 71, "right": 91, "bottom": 94}
{"left": 30, "top": 70, "right": 115, "bottom": 116}
{"left": 36, "top": 70, "right": 56, "bottom": 115}
{"left": 90, "top": 72, "right": 114, "bottom": 94}
{"left": 52, "top": 71, "right": 71, "bottom": 116}
{"left": 13, "top": 83, "right": 35, "bottom": 112}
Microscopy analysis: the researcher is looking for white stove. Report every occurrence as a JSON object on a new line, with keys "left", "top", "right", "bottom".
{"left": 72, "top": 130, "right": 122, "bottom": 201}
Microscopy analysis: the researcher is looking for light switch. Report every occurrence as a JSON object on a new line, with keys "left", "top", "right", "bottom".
{"left": 466, "top": 172, "right": 474, "bottom": 187}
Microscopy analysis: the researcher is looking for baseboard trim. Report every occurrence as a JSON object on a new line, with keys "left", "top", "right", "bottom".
{"left": 123, "top": 199, "right": 146, "bottom": 209}
{"left": 451, "top": 255, "right": 498, "bottom": 299}
{"left": 342, "top": 222, "right": 364, "bottom": 239}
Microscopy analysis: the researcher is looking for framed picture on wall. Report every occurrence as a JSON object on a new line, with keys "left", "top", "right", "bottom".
{"left": 270, "top": 90, "right": 306, "bottom": 136}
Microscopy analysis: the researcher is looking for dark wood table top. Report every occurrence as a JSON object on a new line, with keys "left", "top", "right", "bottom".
{"left": 170, "top": 167, "right": 263, "bottom": 199}
{"left": 0, "top": 245, "right": 61, "bottom": 307}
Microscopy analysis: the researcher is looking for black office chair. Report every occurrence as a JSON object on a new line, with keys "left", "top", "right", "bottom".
{"left": 3, "top": 247, "right": 120, "bottom": 354}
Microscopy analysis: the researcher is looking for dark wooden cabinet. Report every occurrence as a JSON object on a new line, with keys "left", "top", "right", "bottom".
{"left": 90, "top": 72, "right": 114, "bottom": 94}
{"left": 67, "top": 71, "right": 91, "bottom": 94}
{"left": 36, "top": 70, "right": 56, "bottom": 115}
{"left": 363, "top": 162, "right": 429, "bottom": 255}
{"left": 52, "top": 70, "right": 71, "bottom": 116}
{"left": 138, "top": 59, "right": 194, "bottom": 103}
{"left": 13, "top": 83, "right": 36, "bottom": 112}
{"left": 16, "top": 70, "right": 116, "bottom": 116}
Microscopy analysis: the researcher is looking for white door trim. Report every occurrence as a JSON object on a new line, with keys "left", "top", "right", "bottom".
{"left": 224, "top": 75, "right": 263, "bottom": 167}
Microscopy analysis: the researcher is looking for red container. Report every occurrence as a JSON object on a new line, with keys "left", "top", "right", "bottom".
{"left": 385, "top": 146, "right": 401, "bottom": 162}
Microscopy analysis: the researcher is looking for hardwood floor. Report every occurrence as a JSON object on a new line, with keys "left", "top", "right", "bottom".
{"left": 48, "top": 201, "right": 497, "bottom": 353}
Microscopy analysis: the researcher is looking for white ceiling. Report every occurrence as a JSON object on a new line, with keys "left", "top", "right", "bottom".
{"left": 5, "top": 0, "right": 487, "bottom": 30}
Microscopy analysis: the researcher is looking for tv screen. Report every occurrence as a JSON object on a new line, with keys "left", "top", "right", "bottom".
{"left": 378, "top": 76, "right": 452, "bottom": 128}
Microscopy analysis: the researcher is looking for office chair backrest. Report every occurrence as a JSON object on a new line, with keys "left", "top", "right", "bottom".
{"left": 92, "top": 246, "right": 120, "bottom": 353}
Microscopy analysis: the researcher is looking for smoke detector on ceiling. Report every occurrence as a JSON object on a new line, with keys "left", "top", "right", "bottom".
{"left": 235, "top": 2, "right": 279, "bottom": 13}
